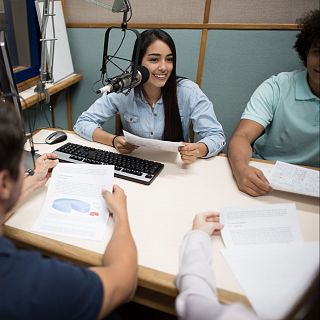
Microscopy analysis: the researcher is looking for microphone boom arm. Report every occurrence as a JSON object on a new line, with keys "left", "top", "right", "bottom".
{"left": 38, "top": 0, "right": 57, "bottom": 84}
{"left": 101, "top": 26, "right": 141, "bottom": 89}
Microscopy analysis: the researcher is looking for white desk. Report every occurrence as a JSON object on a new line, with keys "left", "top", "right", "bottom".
{"left": 4, "top": 129, "right": 319, "bottom": 314}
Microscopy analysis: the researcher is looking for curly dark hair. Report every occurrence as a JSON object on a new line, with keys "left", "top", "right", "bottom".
{"left": 294, "top": 9, "right": 320, "bottom": 66}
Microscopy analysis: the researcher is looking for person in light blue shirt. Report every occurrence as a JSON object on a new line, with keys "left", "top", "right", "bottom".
{"left": 74, "top": 29, "right": 225, "bottom": 164}
{"left": 228, "top": 10, "right": 320, "bottom": 197}
{"left": 242, "top": 69, "right": 319, "bottom": 167}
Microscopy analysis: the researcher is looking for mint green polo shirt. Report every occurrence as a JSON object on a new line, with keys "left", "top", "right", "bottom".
{"left": 241, "top": 69, "right": 320, "bottom": 167}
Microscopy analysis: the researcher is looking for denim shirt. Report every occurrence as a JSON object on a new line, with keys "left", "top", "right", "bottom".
{"left": 74, "top": 79, "right": 225, "bottom": 158}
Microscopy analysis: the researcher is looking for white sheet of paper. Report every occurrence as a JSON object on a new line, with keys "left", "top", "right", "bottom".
{"left": 222, "top": 242, "right": 319, "bottom": 320}
{"left": 32, "top": 163, "right": 114, "bottom": 241}
{"left": 220, "top": 203, "right": 303, "bottom": 248}
{"left": 268, "top": 161, "right": 319, "bottom": 197}
{"left": 123, "top": 130, "right": 182, "bottom": 152}
{"left": 251, "top": 162, "right": 273, "bottom": 181}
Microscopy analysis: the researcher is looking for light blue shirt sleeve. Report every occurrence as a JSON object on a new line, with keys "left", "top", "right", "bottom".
{"left": 74, "top": 93, "right": 121, "bottom": 141}
{"left": 177, "top": 80, "right": 226, "bottom": 158}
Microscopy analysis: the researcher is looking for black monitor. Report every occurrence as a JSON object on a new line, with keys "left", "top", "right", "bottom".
{"left": 0, "top": 30, "right": 23, "bottom": 117}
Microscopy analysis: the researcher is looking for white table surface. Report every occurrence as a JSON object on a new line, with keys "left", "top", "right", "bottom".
{"left": 6, "top": 129, "right": 320, "bottom": 297}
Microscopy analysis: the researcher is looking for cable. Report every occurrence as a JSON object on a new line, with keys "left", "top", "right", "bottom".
{"left": 126, "top": 0, "right": 132, "bottom": 23}
{"left": 1, "top": 92, "right": 37, "bottom": 174}
{"left": 106, "top": 29, "right": 126, "bottom": 65}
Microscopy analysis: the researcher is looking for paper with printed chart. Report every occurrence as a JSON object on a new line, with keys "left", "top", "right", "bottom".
{"left": 267, "top": 161, "right": 320, "bottom": 197}
{"left": 32, "top": 163, "right": 114, "bottom": 240}
{"left": 123, "top": 130, "right": 183, "bottom": 152}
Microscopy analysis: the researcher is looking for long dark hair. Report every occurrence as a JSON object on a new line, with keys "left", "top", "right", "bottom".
{"left": 132, "top": 29, "right": 183, "bottom": 142}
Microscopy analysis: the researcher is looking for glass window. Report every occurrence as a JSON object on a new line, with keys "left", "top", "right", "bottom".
{"left": 0, "top": 0, "right": 40, "bottom": 83}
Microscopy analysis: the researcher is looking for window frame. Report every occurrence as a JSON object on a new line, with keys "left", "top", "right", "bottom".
{"left": 13, "top": 0, "right": 40, "bottom": 84}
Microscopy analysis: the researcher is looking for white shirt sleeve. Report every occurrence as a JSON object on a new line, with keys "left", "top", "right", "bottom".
{"left": 175, "top": 230, "right": 258, "bottom": 320}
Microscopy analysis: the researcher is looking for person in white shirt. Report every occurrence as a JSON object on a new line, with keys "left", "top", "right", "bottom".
{"left": 175, "top": 212, "right": 258, "bottom": 320}
{"left": 176, "top": 212, "right": 319, "bottom": 320}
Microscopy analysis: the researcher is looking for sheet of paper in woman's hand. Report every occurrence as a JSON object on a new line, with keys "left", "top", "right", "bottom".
{"left": 123, "top": 130, "right": 183, "bottom": 152}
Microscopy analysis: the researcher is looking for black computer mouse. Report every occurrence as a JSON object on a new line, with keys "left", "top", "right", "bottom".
{"left": 45, "top": 131, "right": 68, "bottom": 145}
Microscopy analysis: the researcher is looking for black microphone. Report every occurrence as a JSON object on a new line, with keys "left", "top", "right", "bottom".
{"left": 96, "top": 65, "right": 149, "bottom": 94}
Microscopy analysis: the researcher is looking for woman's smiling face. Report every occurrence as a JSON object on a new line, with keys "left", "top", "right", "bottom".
{"left": 141, "top": 39, "right": 173, "bottom": 90}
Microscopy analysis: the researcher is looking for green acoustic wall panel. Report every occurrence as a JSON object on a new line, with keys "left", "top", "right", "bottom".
{"left": 67, "top": 28, "right": 112, "bottom": 132}
{"left": 65, "top": 28, "right": 201, "bottom": 134}
{"left": 202, "top": 30, "right": 302, "bottom": 150}
{"left": 35, "top": 28, "right": 303, "bottom": 149}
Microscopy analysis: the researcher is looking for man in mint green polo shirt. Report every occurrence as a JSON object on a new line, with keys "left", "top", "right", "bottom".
{"left": 228, "top": 9, "right": 320, "bottom": 197}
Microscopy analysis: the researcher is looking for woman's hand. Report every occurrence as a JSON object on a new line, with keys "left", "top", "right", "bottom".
{"left": 179, "top": 142, "right": 208, "bottom": 164}
{"left": 113, "top": 136, "right": 138, "bottom": 154}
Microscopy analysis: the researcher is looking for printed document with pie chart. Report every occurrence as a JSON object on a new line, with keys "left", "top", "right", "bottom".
{"left": 32, "top": 163, "right": 114, "bottom": 240}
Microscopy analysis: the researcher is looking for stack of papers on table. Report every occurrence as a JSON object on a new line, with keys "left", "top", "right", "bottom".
{"left": 220, "top": 203, "right": 319, "bottom": 320}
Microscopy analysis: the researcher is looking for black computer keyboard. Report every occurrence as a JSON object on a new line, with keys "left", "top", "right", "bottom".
{"left": 53, "top": 142, "right": 164, "bottom": 185}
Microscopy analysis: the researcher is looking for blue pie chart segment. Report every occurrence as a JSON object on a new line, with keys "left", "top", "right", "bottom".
{"left": 52, "top": 198, "right": 90, "bottom": 213}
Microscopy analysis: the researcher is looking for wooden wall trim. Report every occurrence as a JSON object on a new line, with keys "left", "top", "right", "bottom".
{"left": 66, "top": 22, "right": 300, "bottom": 30}
{"left": 196, "top": 0, "right": 211, "bottom": 86}
{"left": 196, "top": 29, "right": 208, "bottom": 87}
{"left": 16, "top": 75, "right": 39, "bottom": 92}
{"left": 203, "top": 0, "right": 212, "bottom": 24}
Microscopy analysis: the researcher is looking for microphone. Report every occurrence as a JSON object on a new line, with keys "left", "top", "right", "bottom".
{"left": 96, "top": 65, "right": 149, "bottom": 94}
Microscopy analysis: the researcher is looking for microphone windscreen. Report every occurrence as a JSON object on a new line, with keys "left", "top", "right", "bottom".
{"left": 137, "top": 65, "right": 150, "bottom": 84}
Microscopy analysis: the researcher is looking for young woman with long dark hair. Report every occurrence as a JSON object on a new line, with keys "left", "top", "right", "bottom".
{"left": 74, "top": 29, "right": 225, "bottom": 164}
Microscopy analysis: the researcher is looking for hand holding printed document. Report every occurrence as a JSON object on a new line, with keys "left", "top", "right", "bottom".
{"left": 267, "top": 161, "right": 319, "bottom": 197}
{"left": 123, "top": 130, "right": 183, "bottom": 152}
{"left": 32, "top": 163, "right": 114, "bottom": 241}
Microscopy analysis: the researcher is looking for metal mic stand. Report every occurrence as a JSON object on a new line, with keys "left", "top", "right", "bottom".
{"left": 26, "top": 0, "right": 56, "bottom": 174}
{"left": 34, "top": 0, "right": 57, "bottom": 123}
{"left": 100, "top": 0, "right": 141, "bottom": 93}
